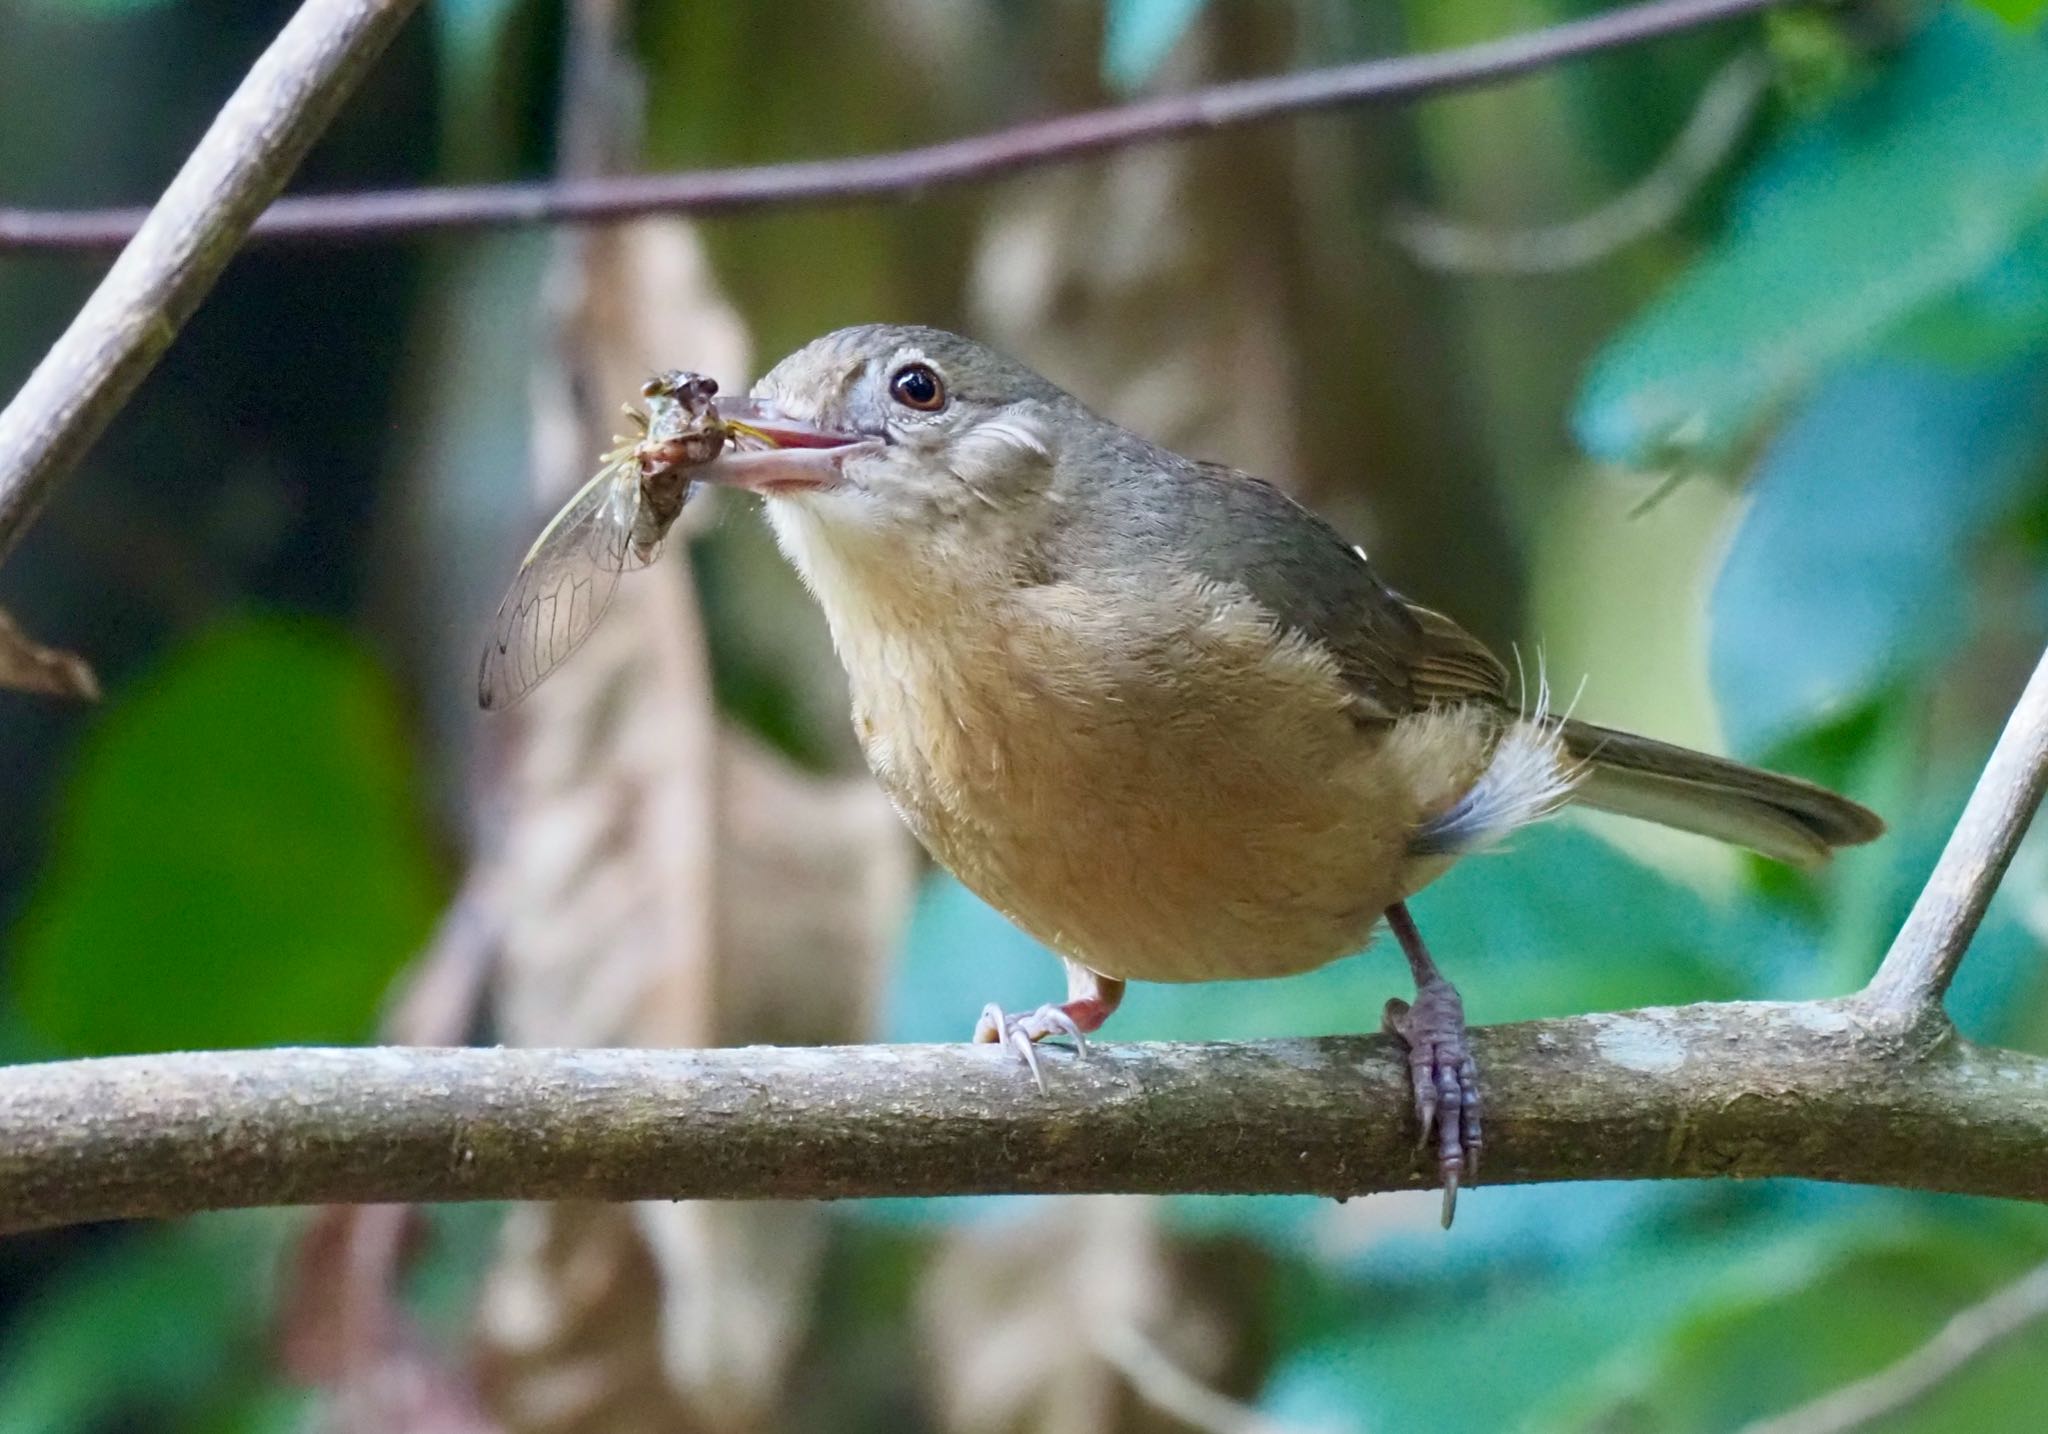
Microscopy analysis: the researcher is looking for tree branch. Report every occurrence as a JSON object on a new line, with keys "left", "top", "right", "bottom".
{"left": 0, "top": 0, "right": 1785, "bottom": 254}
{"left": 1860, "top": 642, "right": 2048, "bottom": 1024}
{"left": 2, "top": 999, "right": 2044, "bottom": 1236}
{"left": 0, "top": 0, "right": 422, "bottom": 567}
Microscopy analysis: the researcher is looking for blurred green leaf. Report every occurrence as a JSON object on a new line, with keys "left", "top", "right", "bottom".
{"left": 0, "top": 1214, "right": 289, "bottom": 1434}
{"left": 431, "top": 0, "right": 535, "bottom": 176}
{"left": 14, "top": 0, "right": 179, "bottom": 12}
{"left": 1710, "top": 355, "right": 2048, "bottom": 755}
{"left": 1576, "top": 9, "right": 2048, "bottom": 465}
{"left": 1102, "top": 0, "right": 1206, "bottom": 91}
{"left": 1973, "top": 0, "right": 2048, "bottom": 29}
{"left": 9, "top": 616, "right": 444, "bottom": 1054}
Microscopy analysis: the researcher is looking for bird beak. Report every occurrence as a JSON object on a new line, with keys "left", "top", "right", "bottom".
{"left": 698, "top": 399, "right": 873, "bottom": 494}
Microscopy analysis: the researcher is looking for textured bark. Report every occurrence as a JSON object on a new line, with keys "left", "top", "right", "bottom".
{"left": 3, "top": 999, "right": 2043, "bottom": 1235}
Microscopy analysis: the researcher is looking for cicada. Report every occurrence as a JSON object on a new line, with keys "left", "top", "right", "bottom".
{"left": 477, "top": 371, "right": 770, "bottom": 711}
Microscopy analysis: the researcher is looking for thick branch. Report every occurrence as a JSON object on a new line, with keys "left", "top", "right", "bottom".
{"left": 1862, "top": 642, "right": 2048, "bottom": 1022}
{"left": 0, "top": 0, "right": 1784, "bottom": 254}
{"left": 0, "top": 0, "right": 421, "bottom": 566}
{"left": 2, "top": 999, "right": 2043, "bottom": 1236}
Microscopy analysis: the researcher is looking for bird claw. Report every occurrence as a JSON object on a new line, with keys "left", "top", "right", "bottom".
{"left": 974, "top": 1001, "right": 1090, "bottom": 1092}
{"left": 1382, "top": 979, "right": 1481, "bottom": 1227}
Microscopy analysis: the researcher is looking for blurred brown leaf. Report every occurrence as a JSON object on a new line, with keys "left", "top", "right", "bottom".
{"left": 0, "top": 606, "right": 97, "bottom": 699}
{"left": 282, "top": 1204, "right": 505, "bottom": 1434}
{"left": 919, "top": 1200, "right": 1268, "bottom": 1434}
{"left": 471, "top": 204, "right": 912, "bottom": 1434}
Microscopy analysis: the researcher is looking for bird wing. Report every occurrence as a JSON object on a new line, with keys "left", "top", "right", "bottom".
{"left": 1397, "top": 598, "right": 1512, "bottom": 710}
{"left": 1161, "top": 463, "right": 1510, "bottom": 721}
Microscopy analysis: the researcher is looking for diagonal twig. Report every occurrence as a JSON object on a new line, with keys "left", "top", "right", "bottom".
{"left": 0, "top": 0, "right": 424, "bottom": 568}
{"left": 1390, "top": 48, "right": 1770, "bottom": 276}
{"left": 0, "top": 0, "right": 1787, "bottom": 254}
{"left": 1734, "top": 1257, "right": 2048, "bottom": 1434}
{"left": 1860, "top": 642, "right": 2048, "bottom": 1024}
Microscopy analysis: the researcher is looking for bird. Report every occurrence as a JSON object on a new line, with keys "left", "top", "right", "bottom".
{"left": 691, "top": 324, "right": 1885, "bottom": 1223}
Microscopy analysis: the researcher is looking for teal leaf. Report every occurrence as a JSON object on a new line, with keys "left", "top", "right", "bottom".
{"left": 1576, "top": 10, "right": 2048, "bottom": 466}
{"left": 430, "top": 0, "right": 533, "bottom": 175}
{"left": 1710, "top": 354, "right": 2048, "bottom": 755}
{"left": 9, "top": 616, "right": 445, "bottom": 1054}
{"left": 1102, "top": 0, "right": 1207, "bottom": 91}
{"left": 1886, "top": 213, "right": 2048, "bottom": 365}
{"left": 1261, "top": 1204, "right": 1835, "bottom": 1434}
{"left": 883, "top": 824, "right": 1762, "bottom": 1051}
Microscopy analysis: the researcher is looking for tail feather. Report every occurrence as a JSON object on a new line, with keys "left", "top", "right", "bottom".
{"left": 1557, "top": 718, "right": 1884, "bottom": 869}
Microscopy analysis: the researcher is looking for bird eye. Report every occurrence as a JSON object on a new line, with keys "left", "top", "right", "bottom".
{"left": 888, "top": 362, "right": 946, "bottom": 412}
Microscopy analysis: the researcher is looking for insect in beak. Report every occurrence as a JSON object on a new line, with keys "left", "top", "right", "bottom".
{"left": 695, "top": 399, "right": 873, "bottom": 494}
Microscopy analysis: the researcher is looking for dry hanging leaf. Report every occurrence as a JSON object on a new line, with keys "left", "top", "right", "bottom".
{"left": 0, "top": 607, "right": 97, "bottom": 700}
{"left": 472, "top": 210, "right": 912, "bottom": 1434}
{"left": 281, "top": 1204, "right": 506, "bottom": 1434}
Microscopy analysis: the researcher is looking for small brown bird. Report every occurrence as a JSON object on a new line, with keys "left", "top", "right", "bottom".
{"left": 692, "top": 325, "right": 1884, "bottom": 1222}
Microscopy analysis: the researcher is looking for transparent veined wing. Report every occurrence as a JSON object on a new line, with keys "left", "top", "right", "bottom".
{"left": 477, "top": 458, "right": 641, "bottom": 710}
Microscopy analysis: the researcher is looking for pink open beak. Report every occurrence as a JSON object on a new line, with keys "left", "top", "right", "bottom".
{"left": 702, "top": 399, "right": 873, "bottom": 494}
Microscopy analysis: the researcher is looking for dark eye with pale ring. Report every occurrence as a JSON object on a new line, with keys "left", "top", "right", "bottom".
{"left": 888, "top": 362, "right": 946, "bottom": 412}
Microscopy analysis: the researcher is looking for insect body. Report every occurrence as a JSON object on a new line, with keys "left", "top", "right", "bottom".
{"left": 477, "top": 371, "right": 745, "bottom": 711}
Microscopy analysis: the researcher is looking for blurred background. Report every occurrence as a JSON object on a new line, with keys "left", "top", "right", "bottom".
{"left": 4, "top": 0, "right": 2048, "bottom": 1430}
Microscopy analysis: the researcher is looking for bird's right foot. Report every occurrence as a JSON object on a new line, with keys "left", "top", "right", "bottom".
{"left": 1381, "top": 902, "right": 1480, "bottom": 1228}
{"left": 1382, "top": 976, "right": 1481, "bottom": 1227}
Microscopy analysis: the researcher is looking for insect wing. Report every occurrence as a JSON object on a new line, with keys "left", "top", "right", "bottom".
{"left": 477, "top": 461, "right": 640, "bottom": 710}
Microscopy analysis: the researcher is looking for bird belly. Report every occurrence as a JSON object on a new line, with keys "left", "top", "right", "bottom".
{"left": 847, "top": 584, "right": 1497, "bottom": 985}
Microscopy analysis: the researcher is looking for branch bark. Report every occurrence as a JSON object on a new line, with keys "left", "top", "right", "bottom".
{"left": 0, "top": 0, "right": 1785, "bottom": 254}
{"left": 3, "top": 999, "right": 2044, "bottom": 1237}
{"left": 0, "top": 0, "right": 422, "bottom": 566}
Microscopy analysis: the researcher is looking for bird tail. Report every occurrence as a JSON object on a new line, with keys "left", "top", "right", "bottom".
{"left": 1556, "top": 718, "right": 1884, "bottom": 869}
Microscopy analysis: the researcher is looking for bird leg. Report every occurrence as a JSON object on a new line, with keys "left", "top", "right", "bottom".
{"left": 975, "top": 960, "right": 1126, "bottom": 1092}
{"left": 1380, "top": 901, "right": 1480, "bottom": 1227}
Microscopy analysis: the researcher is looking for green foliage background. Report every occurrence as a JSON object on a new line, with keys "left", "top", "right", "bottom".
{"left": 4, "top": 2, "right": 2048, "bottom": 1431}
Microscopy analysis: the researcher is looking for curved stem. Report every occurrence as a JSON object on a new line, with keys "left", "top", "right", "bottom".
{"left": 0, "top": 0, "right": 1786, "bottom": 254}
{"left": 1860, "top": 641, "right": 2048, "bottom": 1023}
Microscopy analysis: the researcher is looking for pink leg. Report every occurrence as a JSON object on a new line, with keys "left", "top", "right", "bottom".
{"left": 974, "top": 960, "right": 1127, "bottom": 1092}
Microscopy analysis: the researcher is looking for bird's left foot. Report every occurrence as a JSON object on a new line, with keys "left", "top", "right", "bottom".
{"left": 974, "top": 1002, "right": 1089, "bottom": 1092}
{"left": 1382, "top": 975, "right": 1481, "bottom": 1228}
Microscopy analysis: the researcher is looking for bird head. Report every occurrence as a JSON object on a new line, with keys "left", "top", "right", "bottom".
{"left": 704, "top": 326, "right": 1098, "bottom": 595}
